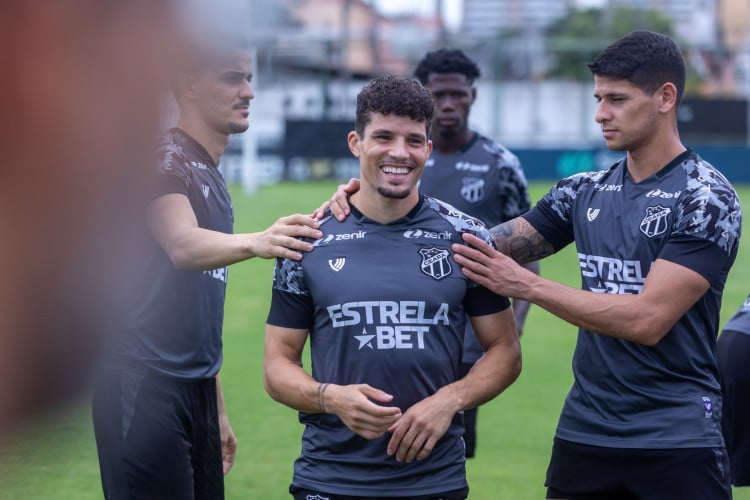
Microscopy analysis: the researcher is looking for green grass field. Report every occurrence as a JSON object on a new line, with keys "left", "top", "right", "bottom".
{"left": 0, "top": 180, "right": 748, "bottom": 499}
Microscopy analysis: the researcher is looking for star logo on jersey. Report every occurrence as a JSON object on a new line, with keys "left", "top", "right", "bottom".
{"left": 419, "top": 246, "right": 452, "bottom": 280}
{"left": 586, "top": 208, "right": 600, "bottom": 221}
{"left": 460, "top": 177, "right": 485, "bottom": 203}
{"left": 354, "top": 328, "right": 375, "bottom": 349}
{"left": 202, "top": 184, "right": 210, "bottom": 199}
{"left": 328, "top": 257, "right": 345, "bottom": 272}
{"left": 639, "top": 205, "right": 671, "bottom": 238}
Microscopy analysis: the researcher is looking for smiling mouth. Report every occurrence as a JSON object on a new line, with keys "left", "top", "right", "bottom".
{"left": 381, "top": 165, "right": 411, "bottom": 174}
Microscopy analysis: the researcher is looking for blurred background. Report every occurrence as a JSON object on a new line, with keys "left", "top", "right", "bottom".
{"left": 216, "top": 0, "right": 750, "bottom": 190}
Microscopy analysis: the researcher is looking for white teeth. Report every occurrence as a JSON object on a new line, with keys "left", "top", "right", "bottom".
{"left": 381, "top": 166, "right": 409, "bottom": 174}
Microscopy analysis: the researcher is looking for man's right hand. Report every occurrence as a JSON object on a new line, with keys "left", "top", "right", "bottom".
{"left": 323, "top": 383, "right": 402, "bottom": 440}
{"left": 312, "top": 178, "right": 360, "bottom": 221}
{"left": 250, "top": 214, "right": 322, "bottom": 260}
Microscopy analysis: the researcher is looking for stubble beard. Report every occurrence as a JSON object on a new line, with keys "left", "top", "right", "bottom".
{"left": 377, "top": 185, "right": 412, "bottom": 199}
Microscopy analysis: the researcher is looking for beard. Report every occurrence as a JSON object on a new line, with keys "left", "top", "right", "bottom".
{"left": 377, "top": 185, "right": 412, "bottom": 199}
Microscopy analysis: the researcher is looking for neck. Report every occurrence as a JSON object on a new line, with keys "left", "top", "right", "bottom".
{"left": 350, "top": 188, "right": 419, "bottom": 224}
{"left": 626, "top": 128, "right": 685, "bottom": 182}
{"left": 176, "top": 115, "right": 229, "bottom": 165}
{"left": 432, "top": 128, "right": 473, "bottom": 155}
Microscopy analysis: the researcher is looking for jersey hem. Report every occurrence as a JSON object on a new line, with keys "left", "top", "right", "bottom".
{"left": 555, "top": 429, "right": 725, "bottom": 449}
{"left": 291, "top": 476, "right": 468, "bottom": 497}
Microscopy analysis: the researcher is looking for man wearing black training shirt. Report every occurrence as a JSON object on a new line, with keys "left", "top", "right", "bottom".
{"left": 264, "top": 76, "right": 521, "bottom": 499}
{"left": 92, "top": 37, "right": 322, "bottom": 499}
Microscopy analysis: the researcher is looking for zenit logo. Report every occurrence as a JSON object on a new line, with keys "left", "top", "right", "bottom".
{"left": 403, "top": 229, "right": 452, "bottom": 239}
{"left": 594, "top": 183, "right": 623, "bottom": 192}
{"left": 313, "top": 230, "right": 367, "bottom": 247}
{"left": 646, "top": 188, "right": 681, "bottom": 199}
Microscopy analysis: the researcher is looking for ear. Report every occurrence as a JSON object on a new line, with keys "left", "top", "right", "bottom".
{"left": 426, "top": 139, "right": 433, "bottom": 155}
{"left": 176, "top": 72, "right": 200, "bottom": 101}
{"left": 657, "top": 82, "right": 678, "bottom": 113}
{"left": 347, "top": 131, "right": 361, "bottom": 158}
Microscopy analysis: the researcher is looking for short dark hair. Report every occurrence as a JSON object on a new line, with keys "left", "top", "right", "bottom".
{"left": 354, "top": 75, "right": 435, "bottom": 137}
{"left": 587, "top": 30, "right": 686, "bottom": 107}
{"left": 413, "top": 48, "right": 481, "bottom": 85}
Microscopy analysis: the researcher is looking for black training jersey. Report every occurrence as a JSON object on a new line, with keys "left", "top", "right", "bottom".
{"left": 267, "top": 196, "right": 510, "bottom": 497}
{"left": 420, "top": 133, "right": 531, "bottom": 363}
{"left": 524, "top": 149, "right": 742, "bottom": 449}
{"left": 420, "top": 133, "right": 531, "bottom": 228}
{"left": 723, "top": 294, "right": 750, "bottom": 336}
{"left": 118, "top": 128, "right": 233, "bottom": 379}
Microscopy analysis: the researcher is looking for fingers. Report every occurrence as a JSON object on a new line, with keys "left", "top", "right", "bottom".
{"left": 386, "top": 417, "right": 436, "bottom": 463}
{"left": 311, "top": 201, "right": 330, "bottom": 221}
{"left": 358, "top": 384, "right": 396, "bottom": 404}
{"left": 221, "top": 433, "right": 237, "bottom": 475}
{"left": 343, "top": 177, "right": 361, "bottom": 193}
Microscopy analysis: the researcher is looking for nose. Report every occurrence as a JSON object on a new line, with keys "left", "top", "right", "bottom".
{"left": 240, "top": 79, "right": 254, "bottom": 100}
{"left": 390, "top": 137, "right": 409, "bottom": 159}
{"left": 595, "top": 101, "right": 609, "bottom": 124}
{"left": 436, "top": 96, "right": 455, "bottom": 112}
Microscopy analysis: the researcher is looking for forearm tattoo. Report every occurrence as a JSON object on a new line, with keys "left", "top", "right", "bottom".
{"left": 490, "top": 218, "right": 554, "bottom": 264}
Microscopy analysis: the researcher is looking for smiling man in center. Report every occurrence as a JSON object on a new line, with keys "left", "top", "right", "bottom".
{"left": 263, "top": 75, "right": 521, "bottom": 500}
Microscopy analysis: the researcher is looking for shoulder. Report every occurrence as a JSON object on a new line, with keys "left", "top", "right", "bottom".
{"left": 673, "top": 152, "right": 741, "bottom": 252}
{"left": 678, "top": 152, "right": 739, "bottom": 202}
{"left": 423, "top": 196, "right": 493, "bottom": 245}
{"left": 156, "top": 129, "right": 193, "bottom": 182}
{"left": 476, "top": 134, "right": 522, "bottom": 170}
{"left": 549, "top": 162, "right": 619, "bottom": 198}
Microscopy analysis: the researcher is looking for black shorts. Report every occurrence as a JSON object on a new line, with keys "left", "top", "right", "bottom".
{"left": 718, "top": 328, "right": 750, "bottom": 486}
{"left": 289, "top": 486, "right": 469, "bottom": 500}
{"left": 92, "top": 368, "right": 223, "bottom": 500}
{"left": 545, "top": 438, "right": 731, "bottom": 500}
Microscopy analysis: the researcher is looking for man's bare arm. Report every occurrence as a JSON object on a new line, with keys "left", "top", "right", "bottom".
{"left": 489, "top": 217, "right": 555, "bottom": 264}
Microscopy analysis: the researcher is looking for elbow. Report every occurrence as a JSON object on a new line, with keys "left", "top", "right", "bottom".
{"left": 629, "top": 316, "right": 670, "bottom": 347}
{"left": 510, "top": 350, "right": 522, "bottom": 383}
{"left": 262, "top": 366, "right": 279, "bottom": 401}
{"left": 165, "top": 245, "right": 198, "bottom": 270}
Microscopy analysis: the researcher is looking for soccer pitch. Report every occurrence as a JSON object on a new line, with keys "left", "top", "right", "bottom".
{"left": 0, "top": 180, "right": 748, "bottom": 499}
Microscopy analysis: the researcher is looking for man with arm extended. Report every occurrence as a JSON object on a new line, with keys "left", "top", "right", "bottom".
{"left": 451, "top": 31, "right": 741, "bottom": 498}
{"left": 264, "top": 76, "right": 521, "bottom": 499}
{"left": 92, "top": 36, "right": 322, "bottom": 499}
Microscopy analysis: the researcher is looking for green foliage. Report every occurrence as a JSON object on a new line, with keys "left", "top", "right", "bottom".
{"left": 545, "top": 7, "right": 674, "bottom": 80}
{"left": 0, "top": 181, "right": 748, "bottom": 499}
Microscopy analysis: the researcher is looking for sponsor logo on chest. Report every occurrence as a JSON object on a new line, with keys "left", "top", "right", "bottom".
{"left": 326, "top": 300, "right": 451, "bottom": 351}
{"left": 313, "top": 230, "right": 367, "bottom": 247}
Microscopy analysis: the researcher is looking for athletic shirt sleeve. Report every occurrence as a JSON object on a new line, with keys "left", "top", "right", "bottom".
{"left": 424, "top": 196, "right": 512, "bottom": 315}
{"left": 495, "top": 149, "right": 532, "bottom": 221}
{"left": 522, "top": 172, "right": 600, "bottom": 251}
{"left": 152, "top": 131, "right": 193, "bottom": 198}
{"left": 267, "top": 256, "right": 314, "bottom": 329}
{"left": 658, "top": 162, "right": 742, "bottom": 284}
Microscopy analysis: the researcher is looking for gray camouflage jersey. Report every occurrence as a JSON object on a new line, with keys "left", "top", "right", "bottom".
{"left": 524, "top": 149, "right": 742, "bottom": 449}
{"left": 267, "top": 196, "right": 510, "bottom": 497}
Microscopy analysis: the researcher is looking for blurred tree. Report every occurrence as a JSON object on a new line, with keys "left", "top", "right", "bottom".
{"left": 545, "top": 7, "right": 673, "bottom": 81}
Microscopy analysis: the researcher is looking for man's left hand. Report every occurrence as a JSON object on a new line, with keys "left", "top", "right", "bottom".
{"left": 385, "top": 394, "right": 456, "bottom": 463}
